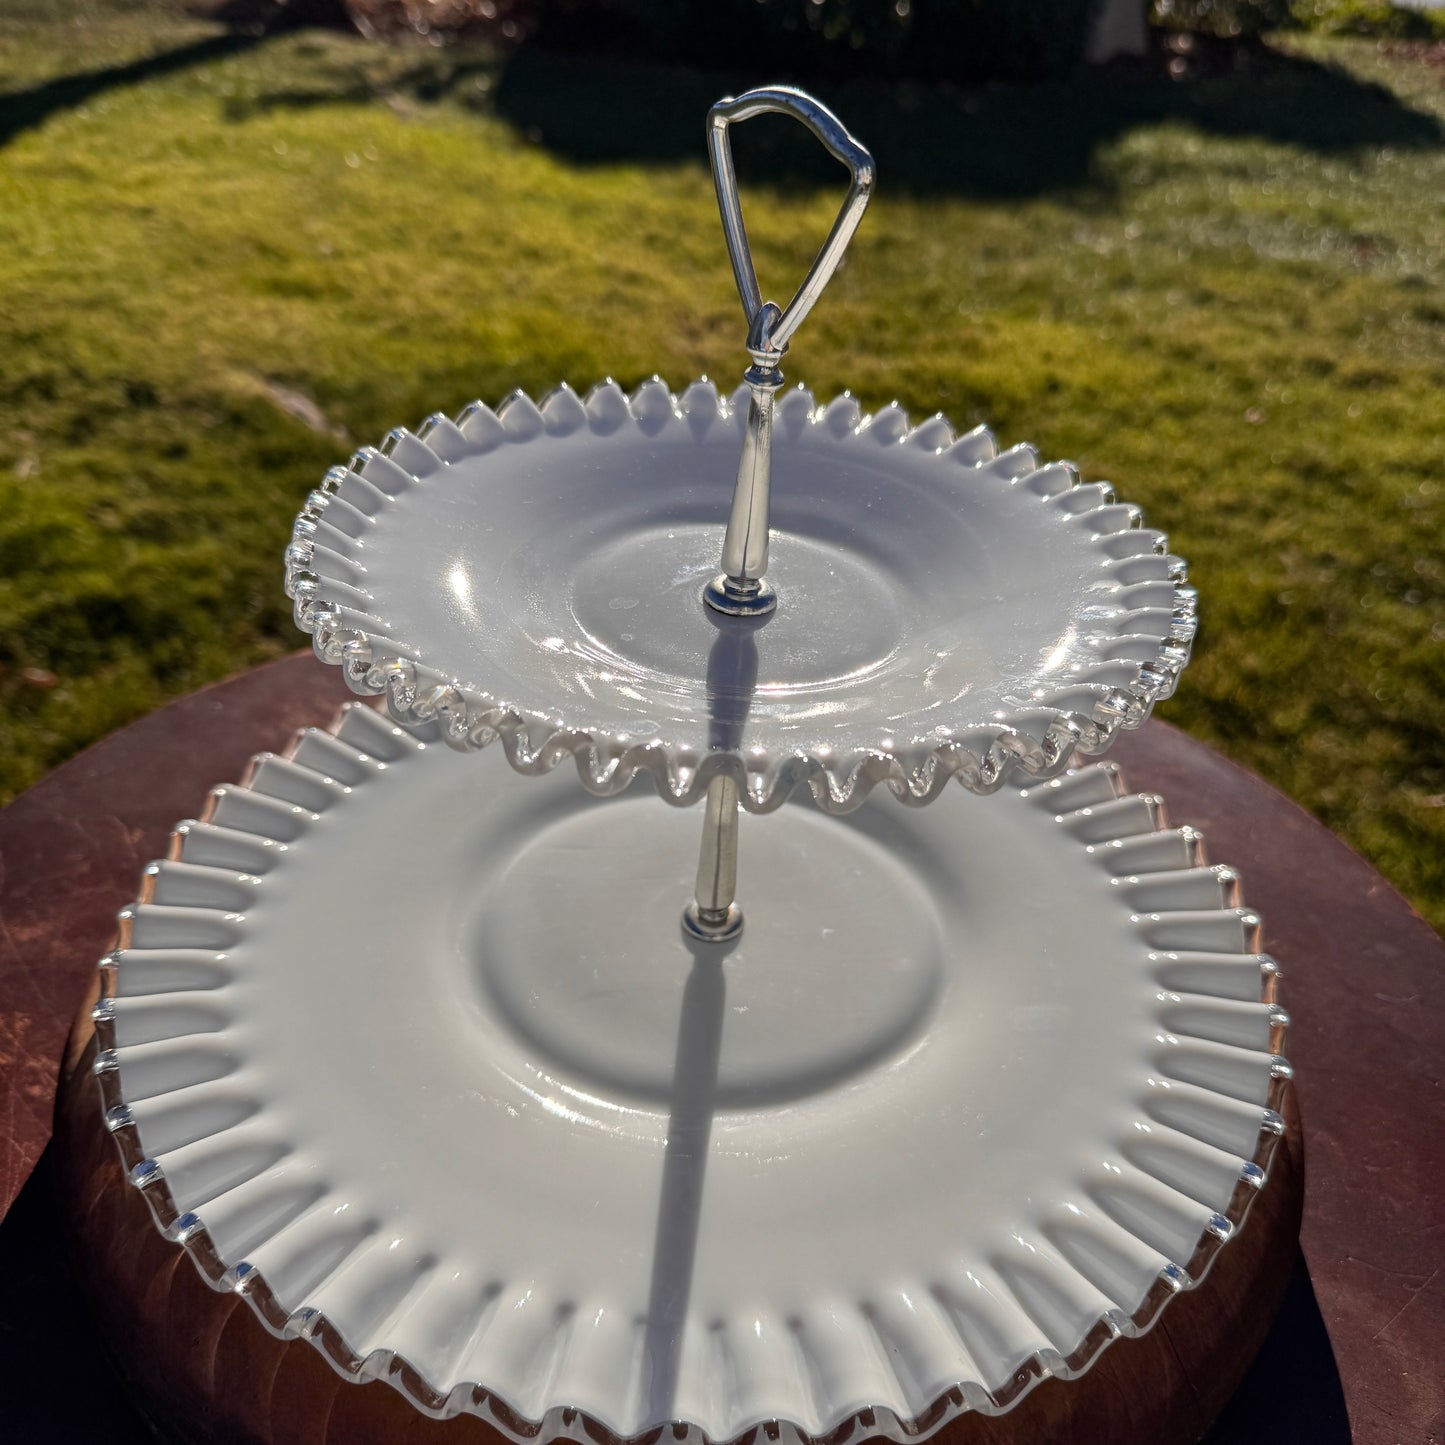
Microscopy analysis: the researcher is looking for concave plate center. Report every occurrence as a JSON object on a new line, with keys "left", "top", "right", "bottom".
{"left": 570, "top": 524, "right": 904, "bottom": 693}
{"left": 463, "top": 795, "right": 944, "bottom": 1109}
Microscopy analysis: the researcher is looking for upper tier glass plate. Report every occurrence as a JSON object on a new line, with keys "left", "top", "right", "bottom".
{"left": 286, "top": 379, "right": 1196, "bottom": 813}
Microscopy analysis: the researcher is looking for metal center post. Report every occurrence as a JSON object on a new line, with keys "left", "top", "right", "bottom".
{"left": 684, "top": 86, "right": 874, "bottom": 943}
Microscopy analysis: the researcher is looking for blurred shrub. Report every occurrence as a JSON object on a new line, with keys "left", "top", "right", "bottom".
{"left": 343, "top": 0, "right": 540, "bottom": 40}
{"left": 344, "top": 0, "right": 1425, "bottom": 70}
{"left": 1290, "top": 0, "right": 1445, "bottom": 38}
{"left": 528, "top": 0, "right": 1104, "bottom": 83}
{"left": 1152, "top": 0, "right": 1292, "bottom": 36}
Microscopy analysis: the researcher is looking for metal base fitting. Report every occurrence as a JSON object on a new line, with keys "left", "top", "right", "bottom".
{"left": 681, "top": 900, "right": 744, "bottom": 943}
{"left": 702, "top": 575, "right": 777, "bottom": 618}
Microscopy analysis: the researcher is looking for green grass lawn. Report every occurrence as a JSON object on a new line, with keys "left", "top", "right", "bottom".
{"left": 1, "top": 2, "right": 1441, "bottom": 926}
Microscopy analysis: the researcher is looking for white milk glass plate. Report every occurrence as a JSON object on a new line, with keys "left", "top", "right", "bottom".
{"left": 93, "top": 702, "right": 1288, "bottom": 1445}
{"left": 285, "top": 380, "right": 1196, "bottom": 814}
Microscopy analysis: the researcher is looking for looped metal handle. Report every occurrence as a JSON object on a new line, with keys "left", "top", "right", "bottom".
{"left": 701, "top": 87, "right": 873, "bottom": 625}
{"left": 708, "top": 86, "right": 874, "bottom": 358}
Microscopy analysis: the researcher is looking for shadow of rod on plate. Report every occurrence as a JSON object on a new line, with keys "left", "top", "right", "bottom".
{"left": 641, "top": 607, "right": 768, "bottom": 1421}
{"left": 639, "top": 934, "right": 731, "bottom": 1427}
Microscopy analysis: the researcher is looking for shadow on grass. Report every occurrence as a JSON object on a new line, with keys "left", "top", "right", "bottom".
{"left": 0, "top": 31, "right": 270, "bottom": 152}
{"left": 489, "top": 43, "right": 1445, "bottom": 197}
{"left": 240, "top": 38, "right": 1444, "bottom": 198}
{"left": 10, "top": 21, "right": 1441, "bottom": 195}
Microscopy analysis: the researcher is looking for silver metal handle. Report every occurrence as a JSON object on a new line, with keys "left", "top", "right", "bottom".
{"left": 707, "top": 87, "right": 875, "bottom": 357}
{"left": 702, "top": 87, "right": 874, "bottom": 620}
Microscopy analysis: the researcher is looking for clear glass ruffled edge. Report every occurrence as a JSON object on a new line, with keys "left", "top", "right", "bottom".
{"left": 283, "top": 378, "right": 1198, "bottom": 815}
{"left": 89, "top": 701, "right": 1291, "bottom": 1445}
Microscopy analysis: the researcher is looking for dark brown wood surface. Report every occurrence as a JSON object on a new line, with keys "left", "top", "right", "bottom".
{"left": 1114, "top": 720, "right": 1444, "bottom": 1443}
{"left": 0, "top": 654, "right": 1440, "bottom": 1441}
{"left": 0, "top": 655, "right": 352, "bottom": 1215}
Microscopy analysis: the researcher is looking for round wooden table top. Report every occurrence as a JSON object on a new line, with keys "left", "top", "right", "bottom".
{"left": 0, "top": 654, "right": 1440, "bottom": 1443}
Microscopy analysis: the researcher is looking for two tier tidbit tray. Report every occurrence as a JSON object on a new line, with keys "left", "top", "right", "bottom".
{"left": 80, "top": 88, "right": 1292, "bottom": 1445}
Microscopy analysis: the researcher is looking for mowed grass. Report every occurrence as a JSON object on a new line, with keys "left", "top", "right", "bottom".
{"left": 0, "top": 4, "right": 1441, "bottom": 925}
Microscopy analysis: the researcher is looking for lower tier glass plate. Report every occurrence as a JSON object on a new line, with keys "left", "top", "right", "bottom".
{"left": 92, "top": 701, "right": 1289, "bottom": 1444}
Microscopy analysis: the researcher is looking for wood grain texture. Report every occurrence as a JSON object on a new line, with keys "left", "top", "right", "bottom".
{"left": 54, "top": 1012, "right": 1303, "bottom": 1445}
{"left": 0, "top": 658, "right": 351, "bottom": 1219}
{"left": 1110, "top": 724, "right": 1445, "bottom": 1443}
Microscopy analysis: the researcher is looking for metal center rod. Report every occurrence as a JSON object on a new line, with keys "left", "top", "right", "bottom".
{"left": 682, "top": 775, "right": 743, "bottom": 942}
{"left": 704, "top": 306, "right": 785, "bottom": 618}
{"left": 688, "top": 86, "right": 874, "bottom": 939}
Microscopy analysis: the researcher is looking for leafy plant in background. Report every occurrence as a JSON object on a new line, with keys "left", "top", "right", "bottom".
{"left": 265, "top": 0, "right": 1445, "bottom": 54}
{"left": 338, "top": 0, "right": 1103, "bottom": 81}
{"left": 477, "top": 0, "right": 1106, "bottom": 82}
{"left": 1153, "top": 0, "right": 1292, "bottom": 36}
